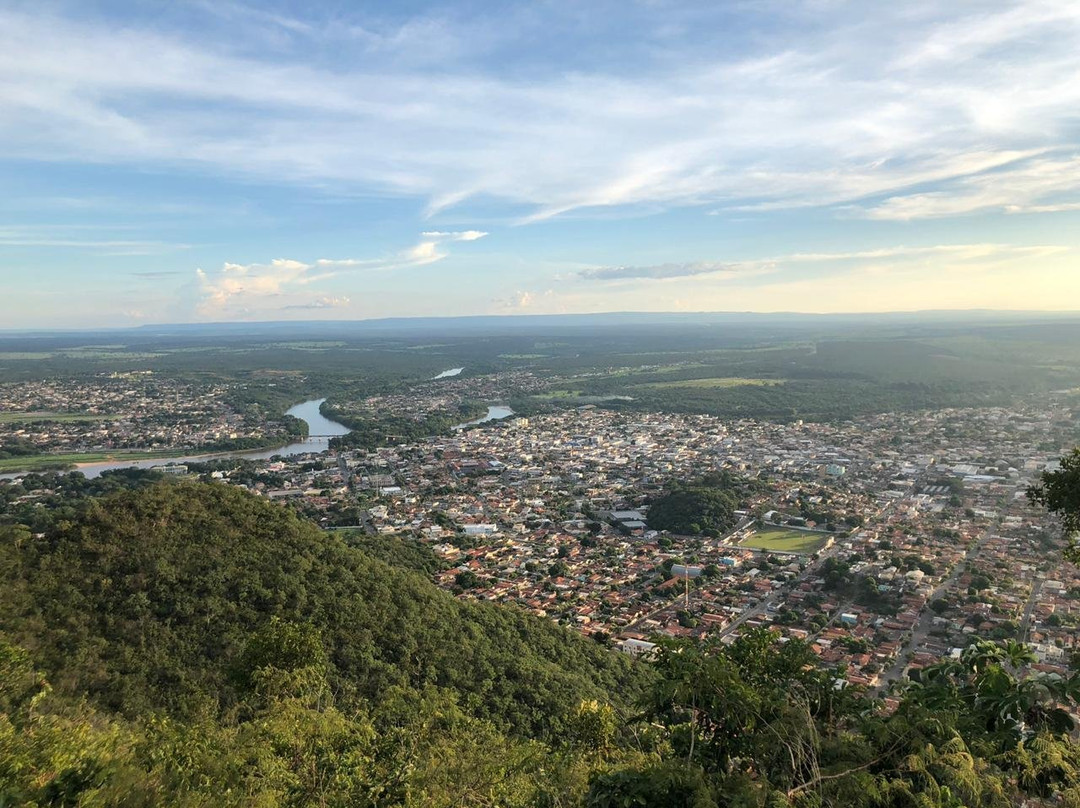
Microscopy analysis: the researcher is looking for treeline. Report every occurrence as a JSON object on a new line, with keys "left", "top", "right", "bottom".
{"left": 600, "top": 378, "right": 1020, "bottom": 422}
{"left": 647, "top": 471, "right": 764, "bottom": 536}
{"left": 0, "top": 437, "right": 38, "bottom": 460}
{"left": 325, "top": 401, "right": 487, "bottom": 451}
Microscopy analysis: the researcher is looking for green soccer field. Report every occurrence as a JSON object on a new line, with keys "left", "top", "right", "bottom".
{"left": 739, "top": 526, "right": 831, "bottom": 554}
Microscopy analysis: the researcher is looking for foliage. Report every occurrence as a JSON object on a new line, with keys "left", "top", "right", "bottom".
{"left": 1029, "top": 447, "right": 1080, "bottom": 561}
{"left": 4, "top": 470, "right": 1080, "bottom": 806}
{"left": 647, "top": 472, "right": 756, "bottom": 536}
{"left": 326, "top": 402, "right": 486, "bottom": 452}
{"left": 0, "top": 482, "right": 648, "bottom": 740}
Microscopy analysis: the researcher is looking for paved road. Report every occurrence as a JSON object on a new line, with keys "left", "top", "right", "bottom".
{"left": 716, "top": 544, "right": 842, "bottom": 639}
{"left": 876, "top": 531, "right": 993, "bottom": 690}
{"left": 337, "top": 453, "right": 353, "bottom": 488}
{"left": 1020, "top": 578, "right": 1044, "bottom": 643}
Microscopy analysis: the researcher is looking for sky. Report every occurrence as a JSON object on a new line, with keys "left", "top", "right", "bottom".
{"left": 1, "top": 0, "right": 1079, "bottom": 328}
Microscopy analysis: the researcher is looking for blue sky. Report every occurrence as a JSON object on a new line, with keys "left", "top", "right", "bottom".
{"left": 1, "top": 0, "right": 1079, "bottom": 327}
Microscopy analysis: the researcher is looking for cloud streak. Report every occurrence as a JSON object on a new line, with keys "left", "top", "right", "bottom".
{"left": 579, "top": 243, "right": 1071, "bottom": 282}
{"left": 2, "top": 3, "right": 1079, "bottom": 222}
{"left": 580, "top": 261, "right": 741, "bottom": 281}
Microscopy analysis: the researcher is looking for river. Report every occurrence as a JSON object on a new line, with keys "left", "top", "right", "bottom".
{"left": 432, "top": 367, "right": 464, "bottom": 379}
{"left": 1, "top": 399, "right": 351, "bottom": 481}
{"left": 3, "top": 397, "right": 514, "bottom": 480}
{"left": 454, "top": 405, "right": 515, "bottom": 428}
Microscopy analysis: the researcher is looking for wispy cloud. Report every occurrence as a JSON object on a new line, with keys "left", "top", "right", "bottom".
{"left": 862, "top": 154, "right": 1080, "bottom": 220}
{"left": 420, "top": 230, "right": 488, "bottom": 241}
{"left": 132, "top": 270, "right": 185, "bottom": 279}
{"left": 578, "top": 243, "right": 1071, "bottom": 282}
{"left": 315, "top": 230, "right": 487, "bottom": 273}
{"left": 0, "top": 226, "right": 187, "bottom": 254}
{"left": 283, "top": 295, "right": 351, "bottom": 310}
{"left": 580, "top": 261, "right": 741, "bottom": 281}
{"left": 2, "top": 3, "right": 1079, "bottom": 221}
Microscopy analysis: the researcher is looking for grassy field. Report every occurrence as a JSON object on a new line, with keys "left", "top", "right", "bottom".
{"left": 534, "top": 389, "right": 584, "bottom": 399}
{"left": 0, "top": 411, "right": 115, "bottom": 423}
{"left": 633, "top": 377, "right": 785, "bottom": 389}
{"left": 739, "top": 525, "right": 831, "bottom": 554}
{"left": 0, "top": 449, "right": 196, "bottom": 473}
{"left": 532, "top": 389, "right": 635, "bottom": 403}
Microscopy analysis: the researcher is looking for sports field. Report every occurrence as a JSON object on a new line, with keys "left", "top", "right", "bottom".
{"left": 739, "top": 525, "right": 830, "bottom": 554}
{"left": 0, "top": 411, "right": 114, "bottom": 424}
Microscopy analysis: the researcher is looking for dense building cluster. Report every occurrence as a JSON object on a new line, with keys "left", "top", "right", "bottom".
{"left": 0, "top": 374, "right": 289, "bottom": 455}
{"left": 160, "top": 395, "right": 1080, "bottom": 691}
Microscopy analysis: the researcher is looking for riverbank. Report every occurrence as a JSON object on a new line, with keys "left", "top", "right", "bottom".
{"left": 0, "top": 398, "right": 349, "bottom": 478}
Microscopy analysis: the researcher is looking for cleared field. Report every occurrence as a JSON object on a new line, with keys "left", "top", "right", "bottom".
{"left": 533, "top": 390, "right": 635, "bottom": 403}
{"left": 0, "top": 411, "right": 115, "bottom": 423}
{"left": 739, "top": 525, "right": 830, "bottom": 554}
{"left": 534, "top": 389, "right": 584, "bottom": 399}
{"left": 0, "top": 448, "right": 191, "bottom": 473}
{"left": 633, "top": 377, "right": 785, "bottom": 389}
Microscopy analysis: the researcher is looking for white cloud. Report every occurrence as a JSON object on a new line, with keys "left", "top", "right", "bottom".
{"left": 862, "top": 154, "right": 1080, "bottom": 220}
{"left": 2, "top": 3, "right": 1080, "bottom": 221}
{"left": 283, "top": 295, "right": 351, "bottom": 310}
{"left": 194, "top": 229, "right": 485, "bottom": 316}
{"left": 494, "top": 288, "right": 558, "bottom": 312}
{"left": 505, "top": 241, "right": 1079, "bottom": 314}
{"left": 420, "top": 230, "right": 488, "bottom": 241}
{"left": 195, "top": 258, "right": 312, "bottom": 315}
{"left": 580, "top": 261, "right": 743, "bottom": 281}
{"left": 0, "top": 225, "right": 187, "bottom": 254}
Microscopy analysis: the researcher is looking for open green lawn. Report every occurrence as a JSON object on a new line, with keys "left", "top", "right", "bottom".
{"left": 739, "top": 525, "right": 831, "bottom": 554}
{"left": 633, "top": 377, "right": 785, "bottom": 389}
{"left": 533, "top": 388, "right": 584, "bottom": 399}
{"left": 0, "top": 449, "right": 195, "bottom": 473}
{"left": 0, "top": 411, "right": 115, "bottom": 423}
{"left": 0, "top": 352, "right": 57, "bottom": 360}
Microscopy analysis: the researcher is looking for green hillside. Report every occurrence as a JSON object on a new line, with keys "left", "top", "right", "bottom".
{"left": 0, "top": 482, "right": 646, "bottom": 738}
{"left": 2, "top": 474, "right": 1080, "bottom": 806}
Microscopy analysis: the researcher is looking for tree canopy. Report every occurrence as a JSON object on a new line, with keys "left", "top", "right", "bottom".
{"left": 1029, "top": 447, "right": 1080, "bottom": 561}
{"left": 646, "top": 473, "right": 758, "bottom": 536}
{"left": 4, "top": 472, "right": 1080, "bottom": 806}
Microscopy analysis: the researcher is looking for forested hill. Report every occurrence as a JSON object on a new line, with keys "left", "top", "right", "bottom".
{"left": 0, "top": 482, "right": 647, "bottom": 737}
{"left": 5, "top": 475, "right": 1080, "bottom": 806}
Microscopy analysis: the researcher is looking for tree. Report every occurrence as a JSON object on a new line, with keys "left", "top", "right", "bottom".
{"left": 455, "top": 569, "right": 481, "bottom": 589}
{"left": 646, "top": 476, "right": 752, "bottom": 536}
{"left": 549, "top": 560, "right": 569, "bottom": 578}
{"left": 1029, "top": 447, "right": 1080, "bottom": 561}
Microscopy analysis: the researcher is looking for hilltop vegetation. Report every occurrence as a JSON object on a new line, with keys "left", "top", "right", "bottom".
{"left": 647, "top": 472, "right": 763, "bottom": 536}
{"left": 2, "top": 471, "right": 1080, "bottom": 806}
{"left": 0, "top": 482, "right": 645, "bottom": 737}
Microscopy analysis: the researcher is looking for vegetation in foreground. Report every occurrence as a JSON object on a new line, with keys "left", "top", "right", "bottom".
{"left": 0, "top": 455, "right": 1078, "bottom": 806}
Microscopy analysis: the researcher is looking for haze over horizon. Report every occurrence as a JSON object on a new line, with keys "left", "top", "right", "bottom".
{"left": 2, "top": 0, "right": 1079, "bottom": 327}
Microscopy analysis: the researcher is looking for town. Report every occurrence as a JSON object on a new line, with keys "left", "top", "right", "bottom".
{"left": 0, "top": 373, "right": 300, "bottom": 463}
{"left": 8, "top": 383, "right": 1074, "bottom": 696}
